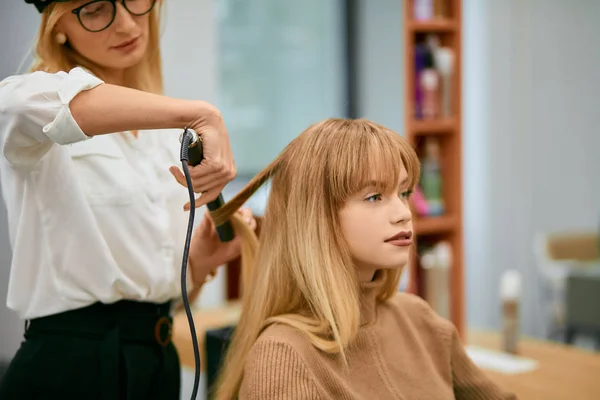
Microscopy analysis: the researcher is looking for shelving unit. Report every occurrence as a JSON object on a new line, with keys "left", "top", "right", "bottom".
{"left": 403, "top": 0, "right": 464, "bottom": 337}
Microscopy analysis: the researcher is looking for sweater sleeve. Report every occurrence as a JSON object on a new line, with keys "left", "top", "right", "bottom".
{"left": 450, "top": 326, "right": 518, "bottom": 400}
{"left": 239, "top": 339, "right": 320, "bottom": 400}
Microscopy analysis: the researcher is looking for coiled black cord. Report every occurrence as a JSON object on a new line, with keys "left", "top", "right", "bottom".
{"left": 179, "top": 129, "right": 201, "bottom": 399}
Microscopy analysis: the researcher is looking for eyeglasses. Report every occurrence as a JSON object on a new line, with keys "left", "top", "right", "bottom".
{"left": 72, "top": 0, "right": 156, "bottom": 33}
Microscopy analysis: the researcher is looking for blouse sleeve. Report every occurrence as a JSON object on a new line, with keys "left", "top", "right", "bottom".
{"left": 0, "top": 67, "right": 104, "bottom": 169}
{"left": 450, "top": 326, "right": 518, "bottom": 399}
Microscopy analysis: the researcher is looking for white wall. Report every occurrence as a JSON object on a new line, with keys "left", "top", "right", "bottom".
{"left": 463, "top": 0, "right": 600, "bottom": 335}
{"left": 161, "top": 0, "right": 219, "bottom": 104}
{"left": 463, "top": 0, "right": 493, "bottom": 330}
{"left": 356, "top": 0, "right": 404, "bottom": 133}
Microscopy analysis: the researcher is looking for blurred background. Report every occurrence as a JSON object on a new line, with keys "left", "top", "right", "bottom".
{"left": 1, "top": 0, "right": 599, "bottom": 399}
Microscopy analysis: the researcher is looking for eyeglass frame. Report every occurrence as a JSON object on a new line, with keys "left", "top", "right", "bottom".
{"left": 71, "top": 0, "right": 157, "bottom": 33}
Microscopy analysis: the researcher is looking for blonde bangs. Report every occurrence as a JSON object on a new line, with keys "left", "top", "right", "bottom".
{"left": 322, "top": 119, "right": 421, "bottom": 208}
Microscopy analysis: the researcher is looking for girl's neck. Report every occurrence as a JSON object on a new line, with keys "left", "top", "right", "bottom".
{"left": 358, "top": 270, "right": 386, "bottom": 326}
{"left": 358, "top": 267, "right": 378, "bottom": 283}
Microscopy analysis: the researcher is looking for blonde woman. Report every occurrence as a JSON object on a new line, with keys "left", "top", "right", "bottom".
{"left": 210, "top": 119, "right": 517, "bottom": 399}
{"left": 0, "top": 1, "right": 256, "bottom": 399}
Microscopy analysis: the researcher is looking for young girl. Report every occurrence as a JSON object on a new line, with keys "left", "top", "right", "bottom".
{"left": 210, "top": 118, "right": 517, "bottom": 399}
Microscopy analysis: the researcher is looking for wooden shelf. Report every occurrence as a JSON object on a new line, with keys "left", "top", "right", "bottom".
{"left": 409, "top": 118, "right": 457, "bottom": 135}
{"left": 408, "top": 20, "right": 457, "bottom": 33}
{"left": 404, "top": 0, "right": 464, "bottom": 338}
{"left": 415, "top": 215, "right": 458, "bottom": 235}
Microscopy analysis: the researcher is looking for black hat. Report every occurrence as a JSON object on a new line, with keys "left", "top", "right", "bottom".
{"left": 25, "top": 0, "right": 71, "bottom": 13}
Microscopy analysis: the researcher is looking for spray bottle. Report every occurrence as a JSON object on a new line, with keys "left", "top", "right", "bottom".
{"left": 500, "top": 270, "right": 522, "bottom": 354}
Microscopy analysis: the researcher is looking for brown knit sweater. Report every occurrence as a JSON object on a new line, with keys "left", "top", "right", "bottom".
{"left": 239, "top": 272, "right": 517, "bottom": 399}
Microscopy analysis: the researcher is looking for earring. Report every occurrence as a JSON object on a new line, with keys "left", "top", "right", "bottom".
{"left": 55, "top": 33, "right": 67, "bottom": 45}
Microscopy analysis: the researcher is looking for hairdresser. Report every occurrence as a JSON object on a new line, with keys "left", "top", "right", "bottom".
{"left": 0, "top": 1, "right": 256, "bottom": 399}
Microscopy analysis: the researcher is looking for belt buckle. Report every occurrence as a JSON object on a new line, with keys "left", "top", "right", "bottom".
{"left": 154, "top": 316, "right": 173, "bottom": 347}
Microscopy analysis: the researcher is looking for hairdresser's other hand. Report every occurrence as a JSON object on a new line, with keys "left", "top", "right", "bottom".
{"left": 188, "top": 208, "right": 256, "bottom": 286}
{"left": 173, "top": 102, "right": 236, "bottom": 209}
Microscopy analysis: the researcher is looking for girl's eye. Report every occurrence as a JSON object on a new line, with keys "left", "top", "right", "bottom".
{"left": 365, "top": 193, "right": 382, "bottom": 202}
{"left": 401, "top": 190, "right": 413, "bottom": 199}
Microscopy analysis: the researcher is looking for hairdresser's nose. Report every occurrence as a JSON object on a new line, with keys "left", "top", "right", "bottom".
{"left": 114, "top": 2, "right": 137, "bottom": 33}
{"left": 391, "top": 195, "right": 412, "bottom": 225}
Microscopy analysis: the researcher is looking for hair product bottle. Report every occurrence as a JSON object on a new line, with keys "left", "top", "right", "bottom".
{"left": 433, "top": 47, "right": 454, "bottom": 118}
{"left": 421, "top": 241, "right": 452, "bottom": 319}
{"left": 500, "top": 270, "right": 522, "bottom": 354}
{"left": 420, "top": 137, "right": 444, "bottom": 216}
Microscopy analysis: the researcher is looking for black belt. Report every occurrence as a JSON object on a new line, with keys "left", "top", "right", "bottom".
{"left": 25, "top": 300, "right": 174, "bottom": 400}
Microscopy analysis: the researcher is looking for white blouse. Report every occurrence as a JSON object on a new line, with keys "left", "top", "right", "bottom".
{"left": 0, "top": 67, "right": 201, "bottom": 320}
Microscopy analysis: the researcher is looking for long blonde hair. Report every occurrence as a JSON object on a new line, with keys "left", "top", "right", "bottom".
{"left": 211, "top": 118, "right": 421, "bottom": 399}
{"left": 29, "top": 1, "right": 164, "bottom": 94}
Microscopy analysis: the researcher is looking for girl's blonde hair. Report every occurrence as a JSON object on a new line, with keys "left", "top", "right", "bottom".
{"left": 212, "top": 118, "right": 421, "bottom": 399}
{"left": 30, "top": 1, "right": 164, "bottom": 94}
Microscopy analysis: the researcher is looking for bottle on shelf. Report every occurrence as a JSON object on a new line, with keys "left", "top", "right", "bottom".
{"left": 421, "top": 241, "right": 452, "bottom": 319}
{"left": 420, "top": 137, "right": 444, "bottom": 216}
{"left": 413, "top": 0, "right": 433, "bottom": 21}
{"left": 433, "top": 47, "right": 454, "bottom": 119}
{"left": 420, "top": 68, "right": 440, "bottom": 120}
{"left": 413, "top": 0, "right": 451, "bottom": 21}
{"left": 412, "top": 186, "right": 430, "bottom": 217}
{"left": 414, "top": 34, "right": 455, "bottom": 121}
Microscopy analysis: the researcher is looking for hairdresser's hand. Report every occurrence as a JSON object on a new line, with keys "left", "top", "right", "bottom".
{"left": 188, "top": 208, "right": 257, "bottom": 286}
{"left": 172, "top": 103, "right": 236, "bottom": 209}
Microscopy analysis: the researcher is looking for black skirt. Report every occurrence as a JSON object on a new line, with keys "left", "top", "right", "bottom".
{"left": 0, "top": 300, "right": 180, "bottom": 400}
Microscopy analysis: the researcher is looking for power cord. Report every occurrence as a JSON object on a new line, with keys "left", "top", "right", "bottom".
{"left": 179, "top": 129, "right": 202, "bottom": 399}
{"left": 179, "top": 128, "right": 235, "bottom": 399}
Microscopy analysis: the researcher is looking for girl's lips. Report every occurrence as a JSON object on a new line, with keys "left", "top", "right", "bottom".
{"left": 385, "top": 230, "right": 413, "bottom": 246}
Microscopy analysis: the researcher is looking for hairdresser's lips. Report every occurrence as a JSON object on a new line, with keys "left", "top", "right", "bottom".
{"left": 385, "top": 230, "right": 413, "bottom": 247}
{"left": 111, "top": 36, "right": 140, "bottom": 52}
